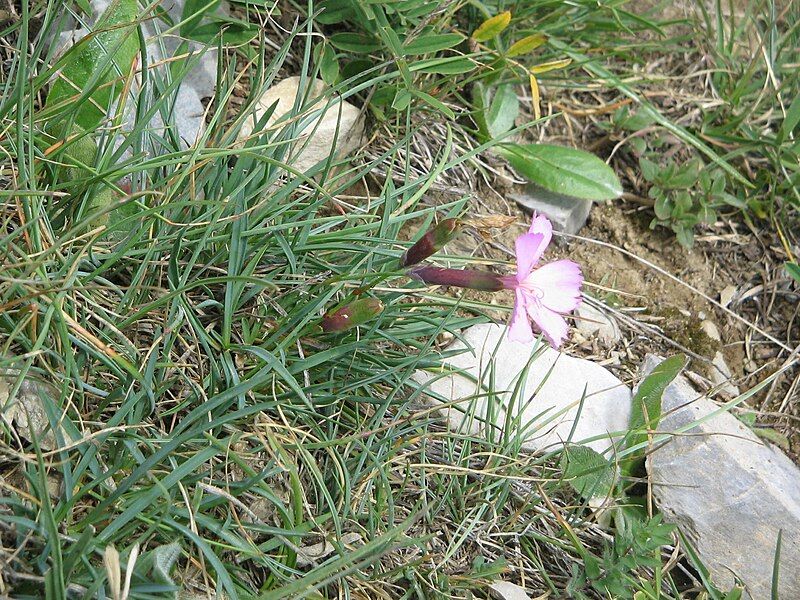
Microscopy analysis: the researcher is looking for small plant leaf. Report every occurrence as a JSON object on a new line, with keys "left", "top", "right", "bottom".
{"left": 507, "top": 34, "right": 547, "bottom": 57}
{"left": 330, "top": 32, "right": 381, "bottom": 53}
{"left": 561, "top": 445, "right": 615, "bottom": 499}
{"left": 402, "top": 33, "right": 463, "bottom": 56}
{"left": 628, "top": 354, "right": 685, "bottom": 453}
{"left": 498, "top": 143, "right": 623, "bottom": 201}
{"left": 318, "top": 43, "right": 339, "bottom": 85}
{"left": 45, "top": 0, "right": 140, "bottom": 130}
{"left": 181, "top": 0, "right": 221, "bottom": 36}
{"left": 786, "top": 262, "right": 800, "bottom": 284}
{"left": 485, "top": 84, "right": 519, "bottom": 139}
{"left": 472, "top": 11, "right": 511, "bottom": 42}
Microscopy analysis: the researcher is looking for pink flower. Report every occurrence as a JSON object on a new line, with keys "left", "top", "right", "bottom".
{"left": 501, "top": 215, "right": 583, "bottom": 348}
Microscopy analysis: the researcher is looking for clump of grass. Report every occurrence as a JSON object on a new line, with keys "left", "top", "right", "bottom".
{"left": 0, "top": 1, "right": 769, "bottom": 599}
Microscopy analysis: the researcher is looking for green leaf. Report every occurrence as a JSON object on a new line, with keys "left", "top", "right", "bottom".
{"left": 472, "top": 11, "right": 511, "bottom": 42}
{"left": 182, "top": 0, "right": 220, "bottom": 36}
{"left": 45, "top": 0, "right": 140, "bottom": 130}
{"left": 675, "top": 225, "right": 694, "bottom": 248}
{"left": 628, "top": 354, "right": 685, "bottom": 453}
{"left": 653, "top": 194, "right": 671, "bottom": 220}
{"left": 412, "top": 57, "right": 477, "bottom": 75}
{"left": 402, "top": 33, "right": 463, "bottom": 56}
{"left": 498, "top": 143, "right": 623, "bottom": 201}
{"left": 330, "top": 32, "right": 381, "bottom": 53}
{"left": 561, "top": 445, "right": 615, "bottom": 499}
{"left": 479, "top": 84, "right": 518, "bottom": 140}
{"left": 507, "top": 34, "right": 547, "bottom": 57}
{"left": 786, "top": 262, "right": 800, "bottom": 284}
{"left": 318, "top": 43, "right": 339, "bottom": 85}
{"left": 781, "top": 94, "right": 800, "bottom": 138}
{"left": 639, "top": 157, "right": 660, "bottom": 183}
{"left": 316, "top": 0, "right": 355, "bottom": 25}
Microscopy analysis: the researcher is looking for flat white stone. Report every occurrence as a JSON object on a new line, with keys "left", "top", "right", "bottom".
{"left": 643, "top": 355, "right": 800, "bottom": 599}
{"left": 489, "top": 581, "right": 533, "bottom": 600}
{"left": 236, "top": 76, "right": 364, "bottom": 173}
{"left": 413, "top": 324, "right": 631, "bottom": 455}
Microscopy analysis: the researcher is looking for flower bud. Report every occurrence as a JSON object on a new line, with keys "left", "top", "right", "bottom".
{"left": 409, "top": 266, "right": 505, "bottom": 291}
{"left": 321, "top": 298, "right": 384, "bottom": 333}
{"left": 399, "top": 219, "right": 461, "bottom": 267}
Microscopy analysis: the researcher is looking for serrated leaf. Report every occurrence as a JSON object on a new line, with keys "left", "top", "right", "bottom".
{"left": 529, "top": 58, "right": 571, "bottom": 74}
{"left": 45, "top": 0, "right": 140, "bottom": 130}
{"left": 472, "top": 11, "right": 511, "bottom": 42}
{"left": 507, "top": 33, "right": 547, "bottom": 57}
{"left": 402, "top": 33, "right": 463, "bottom": 56}
{"left": 628, "top": 354, "right": 685, "bottom": 453}
{"left": 786, "top": 262, "right": 800, "bottom": 284}
{"left": 485, "top": 84, "right": 518, "bottom": 139}
{"left": 498, "top": 143, "right": 623, "bottom": 201}
{"left": 561, "top": 445, "right": 615, "bottom": 499}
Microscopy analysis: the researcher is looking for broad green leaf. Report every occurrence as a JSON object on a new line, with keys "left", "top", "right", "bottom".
{"left": 628, "top": 354, "right": 685, "bottom": 452}
{"left": 786, "top": 262, "right": 800, "bottom": 284}
{"left": 485, "top": 84, "right": 518, "bottom": 139}
{"left": 412, "top": 57, "right": 477, "bottom": 74}
{"left": 330, "top": 32, "right": 381, "bottom": 53}
{"left": 316, "top": 0, "right": 354, "bottom": 25}
{"left": 402, "top": 33, "right": 463, "bottom": 56}
{"left": 181, "top": 0, "right": 220, "bottom": 36}
{"left": 46, "top": 0, "right": 140, "bottom": 130}
{"left": 639, "top": 157, "right": 660, "bottom": 182}
{"left": 498, "top": 143, "right": 623, "bottom": 201}
{"left": 507, "top": 34, "right": 547, "bottom": 57}
{"left": 318, "top": 43, "right": 340, "bottom": 85}
{"left": 561, "top": 445, "right": 615, "bottom": 499}
{"left": 472, "top": 11, "right": 511, "bottom": 42}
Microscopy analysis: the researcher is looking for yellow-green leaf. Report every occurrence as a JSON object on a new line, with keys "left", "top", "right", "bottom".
{"left": 507, "top": 33, "right": 547, "bottom": 57}
{"left": 529, "top": 57, "right": 572, "bottom": 75}
{"left": 472, "top": 11, "right": 511, "bottom": 42}
{"left": 529, "top": 73, "right": 541, "bottom": 120}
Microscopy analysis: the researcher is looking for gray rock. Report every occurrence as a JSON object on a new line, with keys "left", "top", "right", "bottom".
{"left": 509, "top": 184, "right": 593, "bottom": 234}
{"left": 576, "top": 303, "right": 621, "bottom": 344}
{"left": 413, "top": 324, "right": 631, "bottom": 455}
{"left": 642, "top": 355, "right": 800, "bottom": 599}
{"left": 236, "top": 76, "right": 364, "bottom": 173}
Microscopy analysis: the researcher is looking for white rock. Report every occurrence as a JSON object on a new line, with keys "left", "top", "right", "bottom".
{"left": 489, "top": 581, "right": 533, "bottom": 600}
{"left": 576, "top": 303, "right": 621, "bottom": 344}
{"left": 509, "top": 184, "right": 593, "bottom": 234}
{"left": 642, "top": 355, "right": 800, "bottom": 599}
{"left": 413, "top": 324, "right": 631, "bottom": 455}
{"left": 236, "top": 77, "right": 364, "bottom": 173}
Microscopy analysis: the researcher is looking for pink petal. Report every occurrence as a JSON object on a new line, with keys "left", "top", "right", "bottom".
{"left": 515, "top": 232, "right": 548, "bottom": 281}
{"left": 507, "top": 289, "right": 534, "bottom": 343}
{"left": 528, "top": 213, "right": 553, "bottom": 243}
{"left": 525, "top": 259, "right": 583, "bottom": 313}
{"left": 525, "top": 301, "right": 570, "bottom": 349}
